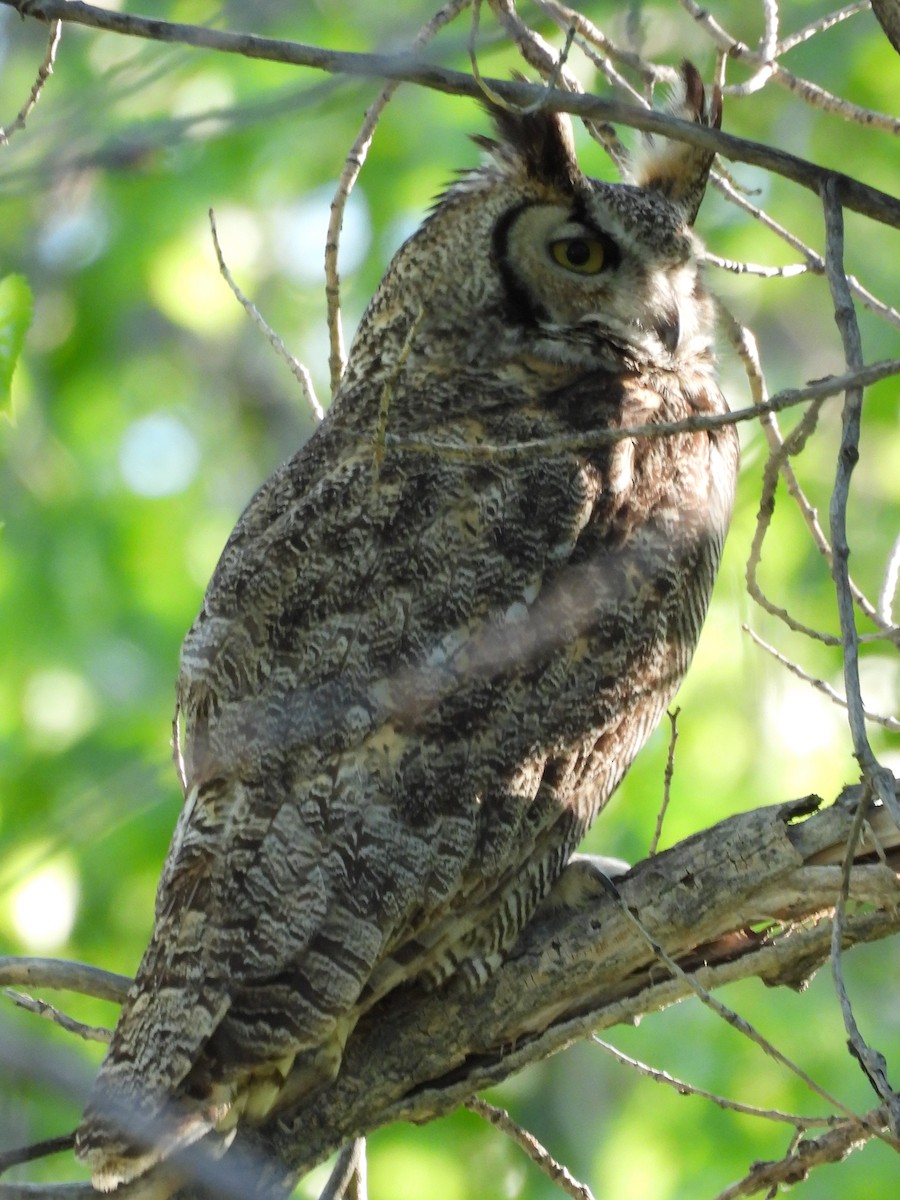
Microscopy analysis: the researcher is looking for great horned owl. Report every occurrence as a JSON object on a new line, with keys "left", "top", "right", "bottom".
{"left": 76, "top": 65, "right": 738, "bottom": 1193}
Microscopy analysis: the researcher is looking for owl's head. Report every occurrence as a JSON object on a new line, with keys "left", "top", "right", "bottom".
{"left": 345, "top": 65, "right": 721, "bottom": 394}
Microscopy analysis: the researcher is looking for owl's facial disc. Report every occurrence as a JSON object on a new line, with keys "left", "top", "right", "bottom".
{"left": 495, "top": 198, "right": 700, "bottom": 365}
{"left": 497, "top": 203, "right": 621, "bottom": 327}
{"left": 545, "top": 220, "right": 621, "bottom": 277}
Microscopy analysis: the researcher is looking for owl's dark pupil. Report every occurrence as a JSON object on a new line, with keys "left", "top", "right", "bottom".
{"left": 566, "top": 240, "right": 591, "bottom": 265}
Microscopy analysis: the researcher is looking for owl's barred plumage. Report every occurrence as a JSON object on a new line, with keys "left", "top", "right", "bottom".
{"left": 76, "top": 66, "right": 738, "bottom": 1192}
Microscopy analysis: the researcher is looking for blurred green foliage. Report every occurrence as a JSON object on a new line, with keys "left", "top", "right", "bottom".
{"left": 0, "top": 2, "right": 897, "bottom": 1197}
{"left": 0, "top": 273, "right": 33, "bottom": 410}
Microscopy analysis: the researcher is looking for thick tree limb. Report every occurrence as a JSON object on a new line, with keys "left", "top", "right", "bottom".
{"left": 265, "top": 790, "right": 900, "bottom": 1181}
{"left": 2, "top": 788, "right": 897, "bottom": 1198}
{"left": 5, "top": 0, "right": 900, "bottom": 227}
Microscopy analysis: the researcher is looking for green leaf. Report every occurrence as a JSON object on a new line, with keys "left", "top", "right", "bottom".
{"left": 0, "top": 273, "right": 33, "bottom": 412}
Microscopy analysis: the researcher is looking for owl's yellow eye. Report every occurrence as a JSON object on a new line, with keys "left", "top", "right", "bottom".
{"left": 549, "top": 236, "right": 607, "bottom": 275}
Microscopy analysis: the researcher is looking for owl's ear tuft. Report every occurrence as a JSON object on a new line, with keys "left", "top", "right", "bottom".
{"left": 474, "top": 102, "right": 581, "bottom": 191}
{"left": 628, "top": 61, "right": 721, "bottom": 225}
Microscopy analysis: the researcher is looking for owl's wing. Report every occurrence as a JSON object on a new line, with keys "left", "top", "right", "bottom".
{"left": 77, "top": 379, "right": 734, "bottom": 1188}
{"left": 76, "top": 423, "right": 604, "bottom": 1182}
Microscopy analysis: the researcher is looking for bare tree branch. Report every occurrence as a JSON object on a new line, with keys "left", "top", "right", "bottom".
{"left": 590, "top": 1036, "right": 839, "bottom": 1128}
{"left": 207, "top": 208, "right": 323, "bottom": 421}
{"left": 324, "top": 0, "right": 472, "bottom": 394}
{"left": 712, "top": 1106, "right": 895, "bottom": 1200}
{"left": 743, "top": 626, "right": 900, "bottom": 731}
{"left": 5, "top": 0, "right": 900, "bottom": 227}
{"left": 2, "top": 990, "right": 110, "bottom": 1044}
{"left": 821, "top": 180, "right": 900, "bottom": 824}
{"left": 317, "top": 1140, "right": 367, "bottom": 1200}
{"left": 648, "top": 707, "right": 679, "bottom": 856}
{"left": 382, "top": 359, "right": 900, "bottom": 460}
{"left": 831, "top": 794, "right": 900, "bottom": 1131}
{"left": 466, "top": 1097, "right": 596, "bottom": 1200}
{"left": 0, "top": 958, "right": 130, "bottom": 1005}
{"left": 776, "top": 3, "right": 870, "bottom": 57}
{"left": 678, "top": 0, "right": 900, "bottom": 131}
{"left": 0, "top": 1138, "right": 75, "bottom": 1178}
{"left": 0, "top": 16, "right": 61, "bottom": 145}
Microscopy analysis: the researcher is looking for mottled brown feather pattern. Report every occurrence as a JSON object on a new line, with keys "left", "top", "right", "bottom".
{"left": 76, "top": 66, "right": 738, "bottom": 1192}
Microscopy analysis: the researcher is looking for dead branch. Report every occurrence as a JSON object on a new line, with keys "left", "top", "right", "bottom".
{"left": 5, "top": 0, "right": 900, "bottom": 228}
{"left": 466, "top": 1097, "right": 596, "bottom": 1200}
{"left": 712, "top": 1106, "right": 894, "bottom": 1200}
{"left": 0, "top": 16, "right": 60, "bottom": 145}
{"left": 2, "top": 788, "right": 897, "bottom": 1199}
{"left": 207, "top": 208, "right": 323, "bottom": 421}
{"left": 821, "top": 181, "right": 900, "bottom": 824}
{"left": 380, "top": 358, "right": 900, "bottom": 461}
{"left": 0, "top": 959, "right": 129, "bottom": 1005}
{"left": 229, "top": 790, "right": 900, "bottom": 1188}
{"left": 2, "top": 990, "right": 110, "bottom": 1044}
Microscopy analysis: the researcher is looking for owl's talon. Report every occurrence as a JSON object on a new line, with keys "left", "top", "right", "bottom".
{"left": 543, "top": 853, "right": 631, "bottom": 912}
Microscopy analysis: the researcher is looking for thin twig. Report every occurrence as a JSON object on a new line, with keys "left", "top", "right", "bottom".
{"left": 534, "top": 0, "right": 672, "bottom": 86}
{"left": 474, "top": 0, "right": 579, "bottom": 116}
{"left": 711, "top": 173, "right": 900, "bottom": 332}
{"left": 491, "top": 0, "right": 630, "bottom": 164}
{"left": 0, "top": 1136, "right": 75, "bottom": 1177}
{"left": 382, "top": 358, "right": 900, "bottom": 460}
{"left": 468, "top": 0, "right": 512, "bottom": 111}
{"left": 831, "top": 792, "right": 900, "bottom": 1133}
{"left": 717, "top": 311, "right": 841, "bottom": 646}
{"left": 591, "top": 1036, "right": 836, "bottom": 1128}
{"left": 766, "top": 59, "right": 900, "bottom": 132}
{"left": 537, "top": 3, "right": 645, "bottom": 104}
{"left": 2, "top": 989, "right": 111, "bottom": 1043}
{"left": 649, "top": 708, "right": 679, "bottom": 855}
{"left": 821, "top": 180, "right": 900, "bottom": 822}
{"left": 325, "top": 0, "right": 471, "bottom": 394}
{"left": 776, "top": 2, "right": 869, "bottom": 56}
{"left": 679, "top": 0, "right": 900, "bottom": 132}
{"left": 208, "top": 207, "right": 323, "bottom": 421}
{"left": 318, "top": 1139, "right": 367, "bottom": 1200}
{"left": 720, "top": 306, "right": 895, "bottom": 643}
{"left": 606, "top": 880, "right": 885, "bottom": 1139}
{"left": 493, "top": 4, "right": 580, "bottom": 113}
{"left": 7, "top": 0, "right": 900, "bottom": 227}
{"left": 372, "top": 286, "right": 434, "bottom": 477}
{"left": 743, "top": 626, "right": 900, "bottom": 731}
{"left": 763, "top": 387, "right": 895, "bottom": 639}
{"left": 711, "top": 1107, "right": 893, "bottom": 1200}
{"left": 466, "top": 1098, "right": 596, "bottom": 1200}
{"left": 727, "top": 0, "right": 778, "bottom": 96}
{"left": 0, "top": 18, "right": 61, "bottom": 146}
{"left": 706, "top": 254, "right": 810, "bottom": 280}
{"left": 744, "top": 400, "right": 849, "bottom": 647}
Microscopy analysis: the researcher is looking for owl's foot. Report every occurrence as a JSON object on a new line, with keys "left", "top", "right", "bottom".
{"left": 542, "top": 852, "right": 631, "bottom": 912}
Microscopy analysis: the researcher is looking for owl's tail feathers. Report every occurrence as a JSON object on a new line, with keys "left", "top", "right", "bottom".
{"left": 73, "top": 977, "right": 236, "bottom": 1193}
{"left": 74, "top": 1075, "right": 229, "bottom": 1194}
